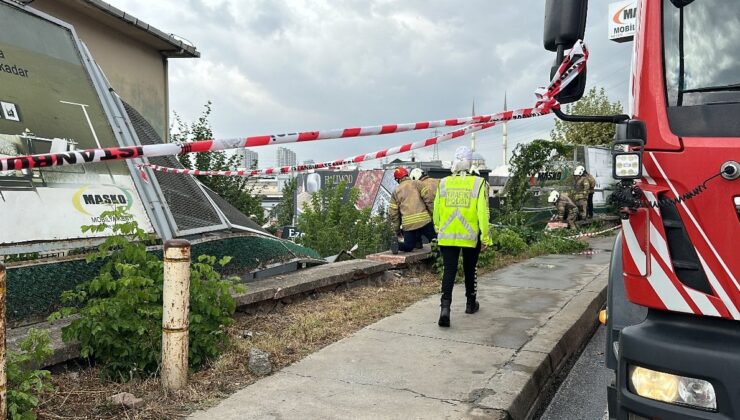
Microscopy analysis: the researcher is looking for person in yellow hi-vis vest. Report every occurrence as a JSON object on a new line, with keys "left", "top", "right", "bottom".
{"left": 433, "top": 146, "right": 493, "bottom": 328}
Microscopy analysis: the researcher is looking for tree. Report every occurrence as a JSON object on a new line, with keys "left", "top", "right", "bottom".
{"left": 296, "top": 181, "right": 392, "bottom": 258}
{"left": 271, "top": 177, "right": 297, "bottom": 227}
{"left": 172, "top": 102, "right": 266, "bottom": 224}
{"left": 550, "top": 87, "right": 624, "bottom": 146}
{"left": 504, "top": 139, "right": 572, "bottom": 212}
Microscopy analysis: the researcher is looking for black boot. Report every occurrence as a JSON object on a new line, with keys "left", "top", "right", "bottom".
{"left": 438, "top": 299, "right": 451, "bottom": 327}
{"left": 465, "top": 295, "right": 480, "bottom": 314}
{"left": 390, "top": 240, "right": 399, "bottom": 255}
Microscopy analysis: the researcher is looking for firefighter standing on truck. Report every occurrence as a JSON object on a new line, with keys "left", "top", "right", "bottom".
{"left": 388, "top": 167, "right": 437, "bottom": 254}
{"left": 573, "top": 165, "right": 592, "bottom": 220}
{"left": 548, "top": 190, "right": 577, "bottom": 229}
{"left": 433, "top": 146, "right": 492, "bottom": 328}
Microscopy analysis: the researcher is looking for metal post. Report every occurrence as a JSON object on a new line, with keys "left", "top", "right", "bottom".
{"left": 161, "top": 240, "right": 190, "bottom": 391}
{"left": 0, "top": 263, "right": 6, "bottom": 418}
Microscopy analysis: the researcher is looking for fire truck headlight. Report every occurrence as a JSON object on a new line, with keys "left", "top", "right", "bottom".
{"left": 613, "top": 153, "right": 642, "bottom": 179}
{"left": 629, "top": 366, "right": 717, "bottom": 411}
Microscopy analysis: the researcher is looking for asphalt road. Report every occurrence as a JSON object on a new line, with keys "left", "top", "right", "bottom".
{"left": 538, "top": 326, "right": 613, "bottom": 420}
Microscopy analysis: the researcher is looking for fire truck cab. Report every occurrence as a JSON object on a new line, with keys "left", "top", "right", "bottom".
{"left": 543, "top": 0, "right": 740, "bottom": 418}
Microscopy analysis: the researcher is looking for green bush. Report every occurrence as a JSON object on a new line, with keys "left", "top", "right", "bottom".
{"left": 529, "top": 233, "right": 588, "bottom": 254}
{"left": 297, "top": 181, "right": 393, "bottom": 258}
{"left": 491, "top": 227, "right": 527, "bottom": 256}
{"left": 7, "top": 329, "right": 54, "bottom": 420}
{"left": 50, "top": 207, "right": 243, "bottom": 381}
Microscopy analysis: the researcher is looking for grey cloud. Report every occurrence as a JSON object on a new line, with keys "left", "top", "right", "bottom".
{"left": 108, "top": 0, "right": 632, "bottom": 167}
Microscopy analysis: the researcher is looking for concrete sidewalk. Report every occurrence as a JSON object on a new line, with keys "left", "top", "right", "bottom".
{"left": 191, "top": 237, "right": 614, "bottom": 420}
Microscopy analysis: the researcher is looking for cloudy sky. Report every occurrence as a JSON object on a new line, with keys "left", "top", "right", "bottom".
{"left": 107, "top": 0, "right": 633, "bottom": 168}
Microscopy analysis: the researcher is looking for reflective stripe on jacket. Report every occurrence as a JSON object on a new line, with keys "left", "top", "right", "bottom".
{"left": 433, "top": 173, "right": 492, "bottom": 248}
{"left": 389, "top": 179, "right": 432, "bottom": 232}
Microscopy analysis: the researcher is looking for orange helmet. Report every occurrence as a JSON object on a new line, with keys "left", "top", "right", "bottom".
{"left": 393, "top": 167, "right": 409, "bottom": 181}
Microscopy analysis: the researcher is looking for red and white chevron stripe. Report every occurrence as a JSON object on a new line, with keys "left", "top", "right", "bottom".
{"left": 621, "top": 158, "right": 739, "bottom": 320}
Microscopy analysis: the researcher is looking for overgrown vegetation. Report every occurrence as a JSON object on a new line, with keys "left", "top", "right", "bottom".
{"left": 271, "top": 177, "right": 298, "bottom": 228}
{"left": 50, "top": 207, "right": 243, "bottom": 381}
{"left": 503, "top": 139, "right": 573, "bottom": 212}
{"left": 551, "top": 86, "right": 624, "bottom": 146}
{"left": 7, "top": 329, "right": 54, "bottom": 420}
{"left": 296, "top": 181, "right": 393, "bottom": 258}
{"left": 173, "top": 101, "right": 266, "bottom": 225}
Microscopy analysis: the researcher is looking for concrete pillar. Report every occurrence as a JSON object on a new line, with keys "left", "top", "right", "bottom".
{"left": 161, "top": 240, "right": 190, "bottom": 391}
{"left": 0, "top": 263, "right": 6, "bottom": 419}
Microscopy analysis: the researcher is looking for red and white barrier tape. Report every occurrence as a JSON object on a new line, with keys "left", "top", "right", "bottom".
{"left": 572, "top": 249, "right": 602, "bottom": 256}
{"left": 564, "top": 225, "right": 621, "bottom": 240}
{"left": 138, "top": 42, "right": 588, "bottom": 177}
{"left": 138, "top": 122, "right": 497, "bottom": 177}
{"left": 0, "top": 41, "right": 587, "bottom": 172}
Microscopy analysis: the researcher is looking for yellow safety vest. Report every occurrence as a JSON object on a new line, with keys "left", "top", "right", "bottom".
{"left": 433, "top": 174, "right": 492, "bottom": 248}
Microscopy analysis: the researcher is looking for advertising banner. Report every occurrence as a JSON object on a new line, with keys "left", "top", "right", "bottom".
{"left": 0, "top": 3, "right": 153, "bottom": 245}
{"left": 294, "top": 170, "right": 359, "bottom": 216}
{"left": 609, "top": 0, "right": 638, "bottom": 42}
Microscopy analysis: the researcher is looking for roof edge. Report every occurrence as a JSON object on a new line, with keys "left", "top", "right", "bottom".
{"left": 82, "top": 0, "right": 200, "bottom": 58}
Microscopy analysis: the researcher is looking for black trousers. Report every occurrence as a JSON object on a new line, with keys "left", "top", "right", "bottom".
{"left": 399, "top": 222, "right": 437, "bottom": 252}
{"left": 440, "top": 241, "right": 481, "bottom": 301}
{"left": 587, "top": 192, "right": 594, "bottom": 219}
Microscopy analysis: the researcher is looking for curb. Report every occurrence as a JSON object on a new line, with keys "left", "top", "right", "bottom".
{"left": 475, "top": 268, "right": 608, "bottom": 419}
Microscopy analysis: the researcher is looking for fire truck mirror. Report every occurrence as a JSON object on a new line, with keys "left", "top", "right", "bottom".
{"left": 543, "top": 0, "right": 588, "bottom": 52}
{"left": 550, "top": 62, "right": 587, "bottom": 104}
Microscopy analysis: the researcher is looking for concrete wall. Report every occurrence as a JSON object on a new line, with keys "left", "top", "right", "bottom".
{"left": 31, "top": 0, "right": 169, "bottom": 140}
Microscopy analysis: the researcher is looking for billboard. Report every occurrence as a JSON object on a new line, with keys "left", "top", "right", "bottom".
{"left": 609, "top": 0, "right": 637, "bottom": 42}
{"left": 293, "top": 169, "right": 399, "bottom": 219}
{"left": 0, "top": 2, "right": 153, "bottom": 245}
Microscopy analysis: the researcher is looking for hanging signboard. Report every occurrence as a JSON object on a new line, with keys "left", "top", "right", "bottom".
{"left": 0, "top": 2, "right": 153, "bottom": 245}
{"left": 609, "top": 0, "right": 638, "bottom": 43}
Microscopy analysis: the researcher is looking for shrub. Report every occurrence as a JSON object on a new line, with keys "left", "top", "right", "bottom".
{"left": 7, "top": 329, "right": 54, "bottom": 420}
{"left": 491, "top": 227, "right": 527, "bottom": 256}
{"left": 50, "top": 207, "right": 243, "bottom": 381}
{"left": 529, "top": 233, "right": 588, "bottom": 254}
{"left": 297, "top": 181, "right": 393, "bottom": 258}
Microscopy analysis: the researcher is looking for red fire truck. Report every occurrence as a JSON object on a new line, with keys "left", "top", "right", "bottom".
{"left": 543, "top": 0, "right": 739, "bottom": 418}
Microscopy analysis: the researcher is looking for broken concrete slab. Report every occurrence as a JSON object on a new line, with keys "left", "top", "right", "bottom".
{"left": 366, "top": 245, "right": 433, "bottom": 268}
{"left": 234, "top": 259, "right": 390, "bottom": 308}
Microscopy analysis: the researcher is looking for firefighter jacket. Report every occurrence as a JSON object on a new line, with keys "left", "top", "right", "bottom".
{"left": 389, "top": 179, "right": 432, "bottom": 232}
{"left": 418, "top": 176, "right": 439, "bottom": 212}
{"left": 573, "top": 175, "right": 592, "bottom": 201}
{"left": 433, "top": 173, "right": 493, "bottom": 248}
{"left": 586, "top": 173, "right": 596, "bottom": 193}
{"left": 556, "top": 192, "right": 577, "bottom": 219}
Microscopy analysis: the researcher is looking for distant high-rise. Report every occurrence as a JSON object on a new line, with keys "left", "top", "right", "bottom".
{"left": 238, "top": 148, "right": 258, "bottom": 169}
{"left": 276, "top": 147, "right": 297, "bottom": 167}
